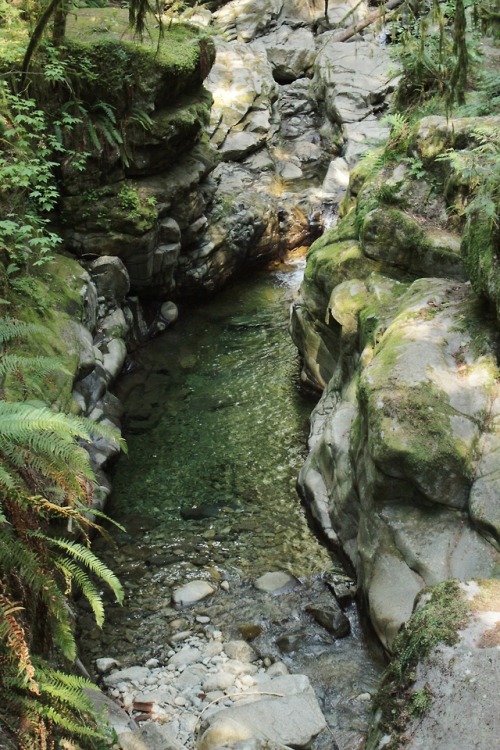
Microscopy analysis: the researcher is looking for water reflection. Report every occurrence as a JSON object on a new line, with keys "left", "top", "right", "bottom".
{"left": 79, "top": 260, "right": 383, "bottom": 749}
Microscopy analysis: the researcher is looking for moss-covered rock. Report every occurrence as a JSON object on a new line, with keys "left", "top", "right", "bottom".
{"left": 361, "top": 206, "right": 465, "bottom": 279}
{"left": 2, "top": 255, "right": 91, "bottom": 410}
{"left": 368, "top": 579, "right": 500, "bottom": 750}
{"left": 461, "top": 201, "right": 500, "bottom": 325}
{"left": 297, "top": 277, "right": 500, "bottom": 649}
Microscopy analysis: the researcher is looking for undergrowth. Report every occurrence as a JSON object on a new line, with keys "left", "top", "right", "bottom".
{"left": 372, "top": 581, "right": 470, "bottom": 748}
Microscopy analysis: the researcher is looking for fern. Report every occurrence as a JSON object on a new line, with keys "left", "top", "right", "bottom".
{"left": 34, "top": 535, "right": 124, "bottom": 605}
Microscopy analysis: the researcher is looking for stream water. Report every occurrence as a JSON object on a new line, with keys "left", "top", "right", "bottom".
{"left": 78, "top": 256, "right": 384, "bottom": 749}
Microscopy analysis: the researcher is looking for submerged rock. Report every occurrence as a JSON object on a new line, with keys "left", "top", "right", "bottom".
{"left": 173, "top": 581, "right": 216, "bottom": 607}
{"left": 254, "top": 571, "right": 299, "bottom": 593}
{"left": 306, "top": 605, "right": 351, "bottom": 638}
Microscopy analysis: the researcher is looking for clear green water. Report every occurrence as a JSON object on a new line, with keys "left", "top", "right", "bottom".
{"left": 109, "top": 260, "right": 333, "bottom": 581}
{"left": 81, "top": 261, "right": 383, "bottom": 749}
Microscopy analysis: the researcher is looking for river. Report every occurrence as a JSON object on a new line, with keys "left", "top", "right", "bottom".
{"left": 78, "top": 254, "right": 384, "bottom": 750}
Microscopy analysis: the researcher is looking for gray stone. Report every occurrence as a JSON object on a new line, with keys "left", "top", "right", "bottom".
{"left": 168, "top": 645, "right": 203, "bottom": 668}
{"left": 89, "top": 256, "right": 130, "bottom": 304}
{"left": 254, "top": 571, "right": 298, "bottom": 594}
{"left": 306, "top": 605, "right": 351, "bottom": 638}
{"left": 173, "top": 580, "right": 216, "bottom": 607}
{"left": 103, "top": 666, "right": 150, "bottom": 687}
{"left": 95, "top": 657, "right": 119, "bottom": 674}
{"left": 223, "top": 640, "right": 257, "bottom": 663}
{"left": 198, "top": 674, "right": 326, "bottom": 749}
{"left": 72, "top": 322, "right": 95, "bottom": 379}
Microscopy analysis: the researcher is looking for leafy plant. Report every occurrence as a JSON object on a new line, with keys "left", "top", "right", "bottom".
{"left": 0, "top": 318, "right": 126, "bottom": 749}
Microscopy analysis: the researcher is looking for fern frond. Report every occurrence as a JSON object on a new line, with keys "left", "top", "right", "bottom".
{"left": 53, "top": 558, "right": 105, "bottom": 627}
{"left": 32, "top": 703, "right": 105, "bottom": 740}
{"left": 0, "top": 354, "right": 65, "bottom": 379}
{"left": 0, "top": 319, "right": 46, "bottom": 345}
{"left": 0, "top": 593, "right": 39, "bottom": 693}
{"left": 30, "top": 534, "right": 123, "bottom": 605}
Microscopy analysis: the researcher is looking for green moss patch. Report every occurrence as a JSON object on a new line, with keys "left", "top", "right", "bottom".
{"left": 372, "top": 580, "right": 470, "bottom": 749}
{"left": 1, "top": 255, "right": 85, "bottom": 409}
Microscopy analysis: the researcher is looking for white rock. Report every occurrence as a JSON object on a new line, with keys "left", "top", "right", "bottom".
{"left": 103, "top": 666, "right": 150, "bottom": 687}
{"left": 253, "top": 571, "right": 298, "bottom": 593}
{"left": 203, "top": 671, "right": 236, "bottom": 692}
{"left": 168, "top": 646, "right": 203, "bottom": 669}
{"left": 224, "top": 640, "right": 257, "bottom": 662}
{"left": 95, "top": 657, "right": 119, "bottom": 674}
{"left": 173, "top": 580, "right": 216, "bottom": 606}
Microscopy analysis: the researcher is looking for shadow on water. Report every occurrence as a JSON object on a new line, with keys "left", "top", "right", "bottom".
{"left": 79, "top": 258, "right": 385, "bottom": 750}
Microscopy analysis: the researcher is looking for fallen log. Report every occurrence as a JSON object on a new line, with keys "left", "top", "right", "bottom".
{"left": 332, "top": 0, "right": 406, "bottom": 42}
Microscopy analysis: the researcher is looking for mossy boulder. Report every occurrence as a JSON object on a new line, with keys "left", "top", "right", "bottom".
{"left": 409, "top": 115, "right": 500, "bottom": 164}
{"left": 461, "top": 201, "right": 500, "bottom": 326}
{"left": 298, "top": 278, "right": 500, "bottom": 649}
{"left": 360, "top": 207, "right": 465, "bottom": 280}
{"left": 2, "top": 255, "right": 91, "bottom": 410}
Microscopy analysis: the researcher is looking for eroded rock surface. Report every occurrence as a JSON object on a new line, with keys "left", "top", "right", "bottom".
{"left": 292, "top": 115, "right": 500, "bottom": 650}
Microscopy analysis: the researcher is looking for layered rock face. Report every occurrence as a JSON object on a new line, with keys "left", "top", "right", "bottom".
{"left": 291, "top": 115, "right": 500, "bottom": 650}
{"left": 60, "top": 1, "right": 399, "bottom": 300}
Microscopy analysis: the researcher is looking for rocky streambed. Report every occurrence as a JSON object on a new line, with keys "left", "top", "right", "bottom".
{"left": 78, "top": 261, "right": 384, "bottom": 750}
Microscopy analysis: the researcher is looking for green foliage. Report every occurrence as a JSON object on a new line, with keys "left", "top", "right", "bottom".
{"left": 392, "top": 0, "right": 474, "bottom": 111}
{"left": 0, "top": 318, "right": 125, "bottom": 749}
{"left": 373, "top": 581, "right": 470, "bottom": 747}
{"left": 0, "top": 90, "right": 63, "bottom": 273}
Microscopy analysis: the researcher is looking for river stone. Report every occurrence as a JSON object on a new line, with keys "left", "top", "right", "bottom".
{"left": 101, "top": 338, "right": 127, "bottom": 383}
{"left": 223, "top": 640, "right": 257, "bottom": 662}
{"left": 168, "top": 645, "right": 203, "bottom": 668}
{"left": 121, "top": 722, "right": 186, "bottom": 750}
{"left": 173, "top": 580, "right": 216, "bottom": 606}
{"left": 103, "top": 666, "right": 150, "bottom": 687}
{"left": 276, "top": 630, "right": 307, "bottom": 654}
{"left": 72, "top": 321, "right": 95, "bottom": 379}
{"left": 198, "top": 674, "right": 326, "bottom": 749}
{"left": 95, "top": 657, "right": 119, "bottom": 674}
{"left": 198, "top": 717, "right": 255, "bottom": 750}
{"left": 159, "top": 301, "right": 178, "bottom": 326}
{"left": 253, "top": 571, "right": 298, "bottom": 593}
{"left": 202, "top": 671, "right": 236, "bottom": 692}
{"left": 305, "top": 605, "right": 351, "bottom": 638}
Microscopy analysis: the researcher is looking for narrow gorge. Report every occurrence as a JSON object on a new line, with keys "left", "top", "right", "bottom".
{"left": 0, "top": 1, "right": 499, "bottom": 749}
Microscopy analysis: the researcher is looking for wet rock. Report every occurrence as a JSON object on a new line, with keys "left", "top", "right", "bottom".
{"left": 254, "top": 571, "right": 299, "bottom": 594}
{"left": 325, "top": 576, "right": 357, "bottom": 606}
{"left": 173, "top": 580, "right": 216, "bottom": 606}
{"left": 306, "top": 605, "right": 351, "bottom": 638}
{"left": 238, "top": 623, "right": 263, "bottom": 641}
{"left": 181, "top": 504, "right": 222, "bottom": 520}
{"left": 275, "top": 630, "right": 307, "bottom": 654}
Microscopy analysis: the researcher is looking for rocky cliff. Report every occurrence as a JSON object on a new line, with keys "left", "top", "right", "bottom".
{"left": 291, "top": 111, "right": 500, "bottom": 650}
